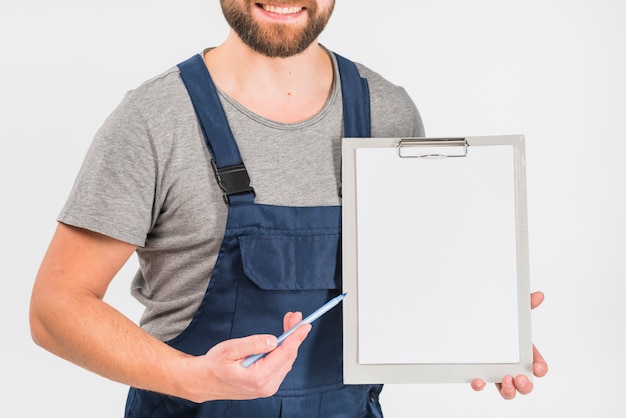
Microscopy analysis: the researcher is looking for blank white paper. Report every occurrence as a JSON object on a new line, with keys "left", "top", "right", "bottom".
{"left": 355, "top": 145, "right": 520, "bottom": 364}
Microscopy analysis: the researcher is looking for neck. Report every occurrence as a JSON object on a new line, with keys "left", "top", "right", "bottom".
{"left": 204, "top": 30, "right": 334, "bottom": 123}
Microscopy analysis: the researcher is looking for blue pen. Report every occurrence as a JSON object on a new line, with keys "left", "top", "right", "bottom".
{"left": 242, "top": 293, "right": 347, "bottom": 368}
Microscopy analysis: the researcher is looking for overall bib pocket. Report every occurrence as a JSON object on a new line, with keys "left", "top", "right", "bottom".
{"left": 239, "top": 234, "right": 340, "bottom": 291}
{"left": 232, "top": 232, "right": 344, "bottom": 392}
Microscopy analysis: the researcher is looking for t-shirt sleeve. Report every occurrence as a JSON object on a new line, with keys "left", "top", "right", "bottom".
{"left": 58, "top": 92, "right": 156, "bottom": 247}
{"left": 404, "top": 89, "right": 426, "bottom": 137}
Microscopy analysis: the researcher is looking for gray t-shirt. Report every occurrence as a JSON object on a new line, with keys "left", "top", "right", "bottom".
{"left": 59, "top": 51, "right": 424, "bottom": 341}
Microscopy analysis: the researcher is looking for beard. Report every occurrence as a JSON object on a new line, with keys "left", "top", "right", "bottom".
{"left": 220, "top": 0, "right": 335, "bottom": 58}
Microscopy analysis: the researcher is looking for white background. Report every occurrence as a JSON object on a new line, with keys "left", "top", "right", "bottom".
{"left": 1, "top": 1, "right": 624, "bottom": 416}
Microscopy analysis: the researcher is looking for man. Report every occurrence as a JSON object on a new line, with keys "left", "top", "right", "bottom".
{"left": 30, "top": 1, "right": 547, "bottom": 416}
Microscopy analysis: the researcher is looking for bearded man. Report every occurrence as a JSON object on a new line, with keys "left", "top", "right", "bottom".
{"left": 30, "top": 2, "right": 546, "bottom": 416}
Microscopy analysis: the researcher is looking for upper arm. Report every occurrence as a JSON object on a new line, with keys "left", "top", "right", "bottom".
{"left": 32, "top": 222, "right": 137, "bottom": 302}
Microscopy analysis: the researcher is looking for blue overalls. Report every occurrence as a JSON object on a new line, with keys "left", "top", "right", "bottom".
{"left": 124, "top": 52, "right": 383, "bottom": 418}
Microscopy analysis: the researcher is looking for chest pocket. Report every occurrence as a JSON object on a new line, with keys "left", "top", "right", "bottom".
{"left": 231, "top": 232, "right": 342, "bottom": 345}
{"left": 231, "top": 232, "right": 345, "bottom": 392}
{"left": 239, "top": 234, "right": 341, "bottom": 291}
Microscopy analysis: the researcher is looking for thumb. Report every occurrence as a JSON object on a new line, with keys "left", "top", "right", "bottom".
{"left": 214, "top": 334, "right": 278, "bottom": 361}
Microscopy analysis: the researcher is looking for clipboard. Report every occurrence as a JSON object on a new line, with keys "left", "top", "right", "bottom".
{"left": 341, "top": 135, "right": 532, "bottom": 384}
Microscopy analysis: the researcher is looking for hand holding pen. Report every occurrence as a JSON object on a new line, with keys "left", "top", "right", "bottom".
{"left": 243, "top": 293, "right": 347, "bottom": 368}
{"left": 172, "top": 294, "right": 345, "bottom": 402}
{"left": 181, "top": 311, "right": 311, "bottom": 402}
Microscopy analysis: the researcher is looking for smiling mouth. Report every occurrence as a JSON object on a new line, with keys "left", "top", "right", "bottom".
{"left": 257, "top": 3, "right": 305, "bottom": 15}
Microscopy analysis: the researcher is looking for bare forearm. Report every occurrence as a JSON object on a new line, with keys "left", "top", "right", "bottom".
{"left": 29, "top": 224, "right": 191, "bottom": 398}
{"left": 30, "top": 289, "right": 190, "bottom": 397}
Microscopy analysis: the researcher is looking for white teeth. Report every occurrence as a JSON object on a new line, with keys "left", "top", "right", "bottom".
{"left": 262, "top": 4, "right": 303, "bottom": 14}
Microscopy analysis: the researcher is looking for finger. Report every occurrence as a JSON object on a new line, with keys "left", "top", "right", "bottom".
{"left": 283, "top": 311, "right": 303, "bottom": 332}
{"left": 261, "top": 322, "right": 311, "bottom": 374}
{"left": 532, "top": 344, "right": 548, "bottom": 377}
{"left": 470, "top": 379, "right": 486, "bottom": 392}
{"left": 281, "top": 321, "right": 311, "bottom": 349}
{"left": 214, "top": 334, "right": 278, "bottom": 363}
{"left": 498, "top": 375, "right": 517, "bottom": 400}
{"left": 530, "top": 291, "right": 544, "bottom": 310}
{"left": 513, "top": 374, "right": 533, "bottom": 395}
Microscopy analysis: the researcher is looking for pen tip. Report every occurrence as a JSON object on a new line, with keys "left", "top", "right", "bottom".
{"left": 341, "top": 293, "right": 347, "bottom": 297}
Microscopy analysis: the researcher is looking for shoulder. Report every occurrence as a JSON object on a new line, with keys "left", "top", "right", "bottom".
{"left": 353, "top": 62, "right": 404, "bottom": 95}
{"left": 124, "top": 65, "right": 192, "bottom": 119}
{"left": 347, "top": 58, "right": 425, "bottom": 137}
{"left": 107, "top": 62, "right": 202, "bottom": 157}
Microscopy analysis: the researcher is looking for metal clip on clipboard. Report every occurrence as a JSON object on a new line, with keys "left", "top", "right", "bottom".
{"left": 398, "top": 138, "right": 468, "bottom": 158}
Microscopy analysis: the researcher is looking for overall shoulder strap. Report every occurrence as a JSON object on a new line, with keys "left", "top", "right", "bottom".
{"left": 178, "top": 54, "right": 254, "bottom": 205}
{"left": 178, "top": 53, "right": 372, "bottom": 205}
{"left": 334, "top": 53, "right": 372, "bottom": 138}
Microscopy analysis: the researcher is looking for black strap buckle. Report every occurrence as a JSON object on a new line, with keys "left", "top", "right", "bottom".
{"left": 211, "top": 160, "right": 255, "bottom": 204}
